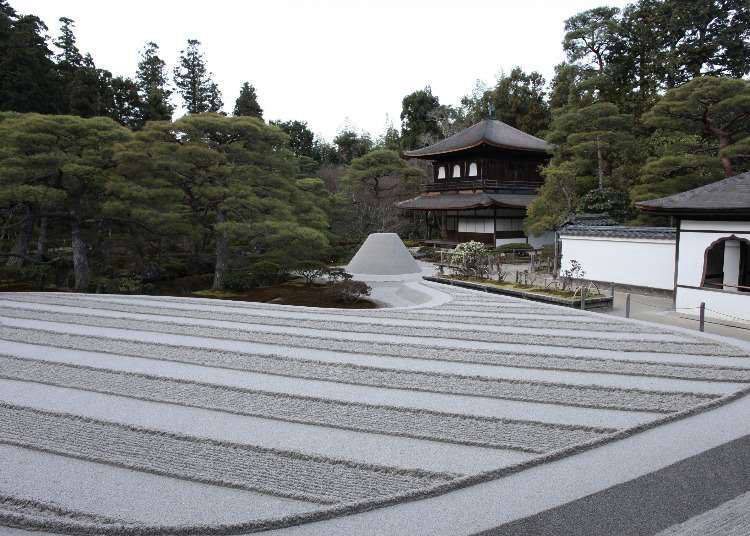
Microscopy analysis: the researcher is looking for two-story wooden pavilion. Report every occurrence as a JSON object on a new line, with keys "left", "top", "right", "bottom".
{"left": 397, "top": 118, "right": 553, "bottom": 246}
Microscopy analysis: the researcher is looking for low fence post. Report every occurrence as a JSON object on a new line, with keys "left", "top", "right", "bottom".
{"left": 699, "top": 302, "right": 705, "bottom": 332}
{"left": 580, "top": 287, "right": 586, "bottom": 310}
{"left": 625, "top": 293, "right": 631, "bottom": 318}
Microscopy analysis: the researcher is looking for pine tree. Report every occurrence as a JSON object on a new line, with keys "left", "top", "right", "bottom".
{"left": 173, "top": 39, "right": 223, "bottom": 114}
{"left": 233, "top": 82, "right": 262, "bottom": 118}
{"left": 136, "top": 41, "right": 173, "bottom": 122}
{"left": 0, "top": 113, "right": 131, "bottom": 288}
{"left": 400, "top": 86, "right": 442, "bottom": 149}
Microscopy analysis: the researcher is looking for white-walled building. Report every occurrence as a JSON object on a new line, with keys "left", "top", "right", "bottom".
{"left": 558, "top": 226, "right": 676, "bottom": 290}
{"left": 637, "top": 173, "right": 750, "bottom": 322}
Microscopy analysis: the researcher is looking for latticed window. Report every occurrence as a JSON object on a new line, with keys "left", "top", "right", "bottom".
{"left": 468, "top": 162, "right": 478, "bottom": 177}
{"left": 452, "top": 164, "right": 461, "bottom": 178}
{"left": 437, "top": 166, "right": 446, "bottom": 179}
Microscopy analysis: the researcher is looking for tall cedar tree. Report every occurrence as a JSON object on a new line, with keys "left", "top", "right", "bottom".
{"left": 136, "top": 42, "right": 174, "bottom": 123}
{"left": 0, "top": 113, "right": 131, "bottom": 288}
{"left": 0, "top": 2, "right": 60, "bottom": 114}
{"left": 233, "top": 82, "right": 263, "bottom": 118}
{"left": 173, "top": 39, "right": 223, "bottom": 113}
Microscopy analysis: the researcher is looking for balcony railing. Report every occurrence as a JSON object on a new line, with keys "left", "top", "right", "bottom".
{"left": 422, "top": 178, "right": 543, "bottom": 192}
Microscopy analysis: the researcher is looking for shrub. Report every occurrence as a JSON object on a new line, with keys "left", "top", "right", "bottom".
{"left": 223, "top": 271, "right": 258, "bottom": 291}
{"left": 326, "top": 280, "right": 371, "bottom": 304}
{"left": 403, "top": 239, "right": 420, "bottom": 248}
{"left": 327, "top": 268, "right": 353, "bottom": 284}
{"left": 450, "top": 241, "right": 490, "bottom": 278}
{"left": 295, "top": 260, "right": 328, "bottom": 286}
{"left": 250, "top": 261, "right": 284, "bottom": 287}
{"left": 560, "top": 259, "right": 586, "bottom": 291}
{"left": 494, "top": 242, "right": 533, "bottom": 252}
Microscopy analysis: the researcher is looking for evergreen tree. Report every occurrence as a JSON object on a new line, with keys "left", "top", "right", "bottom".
{"left": 0, "top": 113, "right": 132, "bottom": 288}
{"left": 136, "top": 41, "right": 173, "bottom": 123}
{"left": 0, "top": 2, "right": 60, "bottom": 113}
{"left": 52, "top": 18, "right": 103, "bottom": 117}
{"left": 461, "top": 68, "right": 551, "bottom": 136}
{"left": 118, "top": 114, "right": 328, "bottom": 290}
{"left": 341, "top": 149, "right": 423, "bottom": 235}
{"left": 526, "top": 102, "right": 637, "bottom": 232}
{"left": 632, "top": 76, "right": 750, "bottom": 205}
{"left": 333, "top": 128, "right": 373, "bottom": 164}
{"left": 400, "top": 86, "right": 442, "bottom": 149}
{"left": 98, "top": 71, "right": 143, "bottom": 128}
{"left": 173, "top": 39, "right": 223, "bottom": 114}
{"left": 233, "top": 82, "right": 263, "bottom": 118}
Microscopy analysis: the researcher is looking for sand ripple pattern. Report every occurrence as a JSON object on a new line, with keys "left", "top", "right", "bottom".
{"left": 0, "top": 356, "right": 613, "bottom": 453}
{"left": 3, "top": 326, "right": 749, "bottom": 383}
{"left": 0, "top": 403, "right": 455, "bottom": 504}
{"left": 0, "top": 305, "right": 741, "bottom": 356}
{"left": 0, "top": 294, "right": 660, "bottom": 333}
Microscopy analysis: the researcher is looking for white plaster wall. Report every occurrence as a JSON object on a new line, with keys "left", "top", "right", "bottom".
{"left": 559, "top": 235, "right": 676, "bottom": 290}
{"left": 675, "top": 286, "right": 750, "bottom": 322}
{"left": 675, "top": 220, "right": 750, "bottom": 322}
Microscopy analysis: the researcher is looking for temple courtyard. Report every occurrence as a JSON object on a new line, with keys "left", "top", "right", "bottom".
{"left": 1, "top": 281, "right": 749, "bottom": 535}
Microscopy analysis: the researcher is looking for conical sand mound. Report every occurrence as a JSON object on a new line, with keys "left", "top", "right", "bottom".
{"left": 347, "top": 233, "right": 421, "bottom": 277}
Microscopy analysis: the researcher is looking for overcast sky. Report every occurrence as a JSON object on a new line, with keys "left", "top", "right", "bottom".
{"left": 22, "top": 0, "right": 630, "bottom": 141}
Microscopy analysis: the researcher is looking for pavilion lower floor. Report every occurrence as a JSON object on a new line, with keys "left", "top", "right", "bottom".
{"left": 419, "top": 208, "right": 554, "bottom": 248}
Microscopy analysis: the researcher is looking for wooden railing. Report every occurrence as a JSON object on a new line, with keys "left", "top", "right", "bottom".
{"left": 422, "top": 178, "right": 543, "bottom": 192}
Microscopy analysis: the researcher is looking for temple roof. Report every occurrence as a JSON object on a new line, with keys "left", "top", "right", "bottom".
{"left": 396, "top": 192, "right": 536, "bottom": 211}
{"left": 637, "top": 172, "right": 750, "bottom": 216}
{"left": 403, "top": 119, "right": 552, "bottom": 158}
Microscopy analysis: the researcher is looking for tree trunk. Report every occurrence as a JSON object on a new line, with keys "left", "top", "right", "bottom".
{"left": 596, "top": 136, "right": 604, "bottom": 189}
{"left": 212, "top": 212, "right": 229, "bottom": 291}
{"left": 719, "top": 135, "right": 734, "bottom": 177}
{"left": 6, "top": 207, "right": 33, "bottom": 268}
{"left": 71, "top": 218, "right": 91, "bottom": 290}
{"left": 35, "top": 216, "right": 48, "bottom": 260}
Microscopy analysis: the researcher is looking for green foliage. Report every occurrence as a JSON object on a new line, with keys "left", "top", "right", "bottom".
{"left": 136, "top": 41, "right": 173, "bottom": 123}
{"left": 494, "top": 242, "right": 533, "bottom": 252}
{"left": 460, "top": 68, "right": 551, "bottom": 137}
{"left": 400, "top": 86, "right": 442, "bottom": 150}
{"left": 0, "top": 3, "right": 60, "bottom": 114}
{"left": 295, "top": 260, "right": 328, "bottom": 286}
{"left": 173, "top": 39, "right": 223, "bottom": 113}
{"left": 233, "top": 82, "right": 262, "bottom": 118}
{"left": 577, "top": 188, "right": 631, "bottom": 222}
{"left": 0, "top": 113, "right": 132, "bottom": 289}
{"left": 249, "top": 260, "right": 283, "bottom": 287}
{"left": 333, "top": 129, "right": 373, "bottom": 164}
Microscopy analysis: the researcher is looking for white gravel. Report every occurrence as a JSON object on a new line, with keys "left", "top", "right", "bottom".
{"left": 0, "top": 283, "right": 747, "bottom": 535}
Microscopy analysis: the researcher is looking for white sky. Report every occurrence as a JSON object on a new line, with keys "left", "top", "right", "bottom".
{"left": 20, "top": 0, "right": 630, "bottom": 141}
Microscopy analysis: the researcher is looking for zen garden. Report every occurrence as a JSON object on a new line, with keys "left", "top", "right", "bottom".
{"left": 1, "top": 1, "right": 750, "bottom": 535}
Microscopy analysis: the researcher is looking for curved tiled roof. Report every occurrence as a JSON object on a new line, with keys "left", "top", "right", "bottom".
{"left": 636, "top": 172, "right": 750, "bottom": 215}
{"left": 396, "top": 192, "right": 536, "bottom": 210}
{"left": 559, "top": 225, "right": 676, "bottom": 240}
{"left": 403, "top": 119, "right": 552, "bottom": 158}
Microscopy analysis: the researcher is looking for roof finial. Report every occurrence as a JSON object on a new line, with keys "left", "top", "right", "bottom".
{"left": 486, "top": 102, "right": 495, "bottom": 119}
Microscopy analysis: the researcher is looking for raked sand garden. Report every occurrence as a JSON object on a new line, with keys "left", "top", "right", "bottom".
{"left": 1, "top": 281, "right": 749, "bottom": 535}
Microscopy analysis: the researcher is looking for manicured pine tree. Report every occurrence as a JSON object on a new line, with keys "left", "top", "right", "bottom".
{"left": 0, "top": 113, "right": 132, "bottom": 288}
{"left": 233, "top": 82, "right": 263, "bottom": 118}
